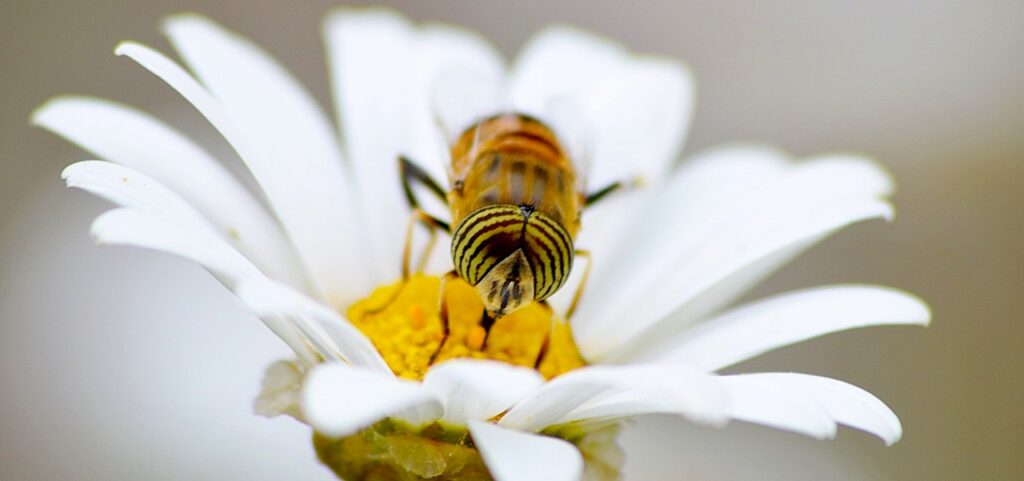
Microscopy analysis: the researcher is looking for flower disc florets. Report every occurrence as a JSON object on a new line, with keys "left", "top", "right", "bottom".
{"left": 347, "top": 274, "right": 585, "bottom": 380}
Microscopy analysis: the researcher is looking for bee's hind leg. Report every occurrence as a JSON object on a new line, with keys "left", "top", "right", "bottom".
{"left": 534, "top": 250, "right": 591, "bottom": 368}
{"left": 365, "top": 157, "right": 451, "bottom": 314}
{"left": 533, "top": 301, "right": 555, "bottom": 369}
{"left": 565, "top": 249, "right": 592, "bottom": 320}
{"left": 428, "top": 271, "right": 459, "bottom": 365}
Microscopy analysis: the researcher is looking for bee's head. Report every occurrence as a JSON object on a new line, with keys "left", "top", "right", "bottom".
{"left": 452, "top": 205, "right": 574, "bottom": 317}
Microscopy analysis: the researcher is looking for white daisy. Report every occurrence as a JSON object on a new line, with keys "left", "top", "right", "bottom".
{"left": 34, "top": 8, "right": 929, "bottom": 481}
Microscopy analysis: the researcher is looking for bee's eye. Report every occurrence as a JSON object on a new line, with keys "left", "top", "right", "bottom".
{"left": 521, "top": 212, "right": 574, "bottom": 301}
{"left": 451, "top": 206, "right": 526, "bottom": 286}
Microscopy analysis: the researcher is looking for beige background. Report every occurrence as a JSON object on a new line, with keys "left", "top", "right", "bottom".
{"left": 2, "top": 1, "right": 1021, "bottom": 480}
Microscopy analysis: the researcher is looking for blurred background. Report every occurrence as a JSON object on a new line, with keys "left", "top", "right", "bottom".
{"left": 1, "top": 1, "right": 1021, "bottom": 480}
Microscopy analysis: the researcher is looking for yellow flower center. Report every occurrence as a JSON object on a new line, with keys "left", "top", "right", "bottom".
{"left": 346, "top": 274, "right": 585, "bottom": 380}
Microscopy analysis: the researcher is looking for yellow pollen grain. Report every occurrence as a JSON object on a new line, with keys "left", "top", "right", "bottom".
{"left": 467, "top": 326, "right": 486, "bottom": 351}
{"left": 345, "top": 274, "right": 585, "bottom": 380}
{"left": 409, "top": 304, "right": 426, "bottom": 330}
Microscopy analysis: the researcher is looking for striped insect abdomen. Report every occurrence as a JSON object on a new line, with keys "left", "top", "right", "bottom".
{"left": 451, "top": 205, "right": 573, "bottom": 315}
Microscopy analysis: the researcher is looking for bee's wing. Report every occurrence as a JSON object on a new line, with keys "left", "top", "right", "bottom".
{"left": 508, "top": 27, "right": 692, "bottom": 195}
{"left": 430, "top": 65, "right": 506, "bottom": 184}
{"left": 537, "top": 95, "right": 594, "bottom": 196}
{"left": 400, "top": 25, "right": 507, "bottom": 191}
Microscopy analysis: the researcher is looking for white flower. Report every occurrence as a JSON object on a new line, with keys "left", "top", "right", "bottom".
{"left": 35, "top": 8, "right": 929, "bottom": 481}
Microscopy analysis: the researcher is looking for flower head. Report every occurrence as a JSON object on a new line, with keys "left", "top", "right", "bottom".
{"left": 35, "top": 8, "right": 929, "bottom": 481}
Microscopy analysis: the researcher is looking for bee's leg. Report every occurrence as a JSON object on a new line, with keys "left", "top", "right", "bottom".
{"left": 533, "top": 301, "right": 555, "bottom": 369}
{"left": 565, "top": 249, "right": 592, "bottom": 320}
{"left": 366, "top": 209, "right": 446, "bottom": 314}
{"left": 401, "top": 209, "right": 448, "bottom": 279}
{"left": 398, "top": 155, "right": 451, "bottom": 273}
{"left": 479, "top": 311, "right": 497, "bottom": 349}
{"left": 399, "top": 155, "right": 451, "bottom": 211}
{"left": 367, "top": 157, "right": 451, "bottom": 314}
{"left": 429, "top": 271, "right": 459, "bottom": 365}
{"left": 583, "top": 176, "right": 643, "bottom": 207}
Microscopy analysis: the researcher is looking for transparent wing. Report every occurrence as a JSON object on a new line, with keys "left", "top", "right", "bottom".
{"left": 431, "top": 65, "right": 506, "bottom": 180}
{"left": 537, "top": 94, "right": 594, "bottom": 196}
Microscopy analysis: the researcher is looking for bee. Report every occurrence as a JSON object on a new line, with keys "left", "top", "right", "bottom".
{"left": 398, "top": 112, "right": 627, "bottom": 363}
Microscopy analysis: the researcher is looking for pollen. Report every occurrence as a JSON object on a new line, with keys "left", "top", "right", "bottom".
{"left": 346, "top": 274, "right": 585, "bottom": 380}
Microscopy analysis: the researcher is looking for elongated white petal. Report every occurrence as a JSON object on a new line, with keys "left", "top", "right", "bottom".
{"left": 303, "top": 363, "right": 441, "bottom": 438}
{"left": 719, "top": 375, "right": 838, "bottom": 440}
{"left": 113, "top": 41, "right": 358, "bottom": 304}
{"left": 640, "top": 286, "right": 930, "bottom": 370}
{"left": 234, "top": 277, "right": 390, "bottom": 374}
{"left": 578, "top": 145, "right": 790, "bottom": 310}
{"left": 63, "top": 161, "right": 213, "bottom": 230}
{"left": 469, "top": 421, "right": 583, "bottom": 481}
{"left": 500, "top": 364, "right": 727, "bottom": 432}
{"left": 422, "top": 359, "right": 544, "bottom": 425}
{"left": 720, "top": 373, "right": 903, "bottom": 445}
{"left": 324, "top": 9, "right": 415, "bottom": 285}
{"left": 91, "top": 208, "right": 262, "bottom": 285}
{"left": 90, "top": 208, "right": 315, "bottom": 360}
{"left": 162, "top": 15, "right": 365, "bottom": 303}
{"left": 579, "top": 155, "right": 897, "bottom": 361}
{"left": 558, "top": 389, "right": 700, "bottom": 426}
{"left": 33, "top": 96, "right": 305, "bottom": 288}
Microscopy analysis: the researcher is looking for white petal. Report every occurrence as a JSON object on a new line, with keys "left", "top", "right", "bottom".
{"left": 323, "top": 9, "right": 416, "bottom": 285}
{"left": 90, "top": 208, "right": 314, "bottom": 359}
{"left": 579, "top": 155, "right": 896, "bottom": 361}
{"left": 577, "top": 145, "right": 791, "bottom": 311}
{"left": 639, "top": 286, "right": 930, "bottom": 370}
{"left": 469, "top": 421, "right": 583, "bottom": 481}
{"left": 558, "top": 389, "right": 701, "bottom": 427}
{"left": 422, "top": 359, "right": 544, "bottom": 425}
{"left": 303, "top": 363, "right": 441, "bottom": 438}
{"left": 112, "top": 41, "right": 359, "bottom": 305}
{"left": 162, "top": 15, "right": 364, "bottom": 303}
{"left": 500, "top": 364, "right": 727, "bottom": 432}
{"left": 91, "top": 208, "right": 262, "bottom": 286}
{"left": 234, "top": 277, "right": 390, "bottom": 374}
{"left": 33, "top": 96, "right": 305, "bottom": 288}
{"left": 720, "top": 373, "right": 903, "bottom": 445}
{"left": 718, "top": 375, "right": 838, "bottom": 440}
{"left": 63, "top": 161, "right": 214, "bottom": 231}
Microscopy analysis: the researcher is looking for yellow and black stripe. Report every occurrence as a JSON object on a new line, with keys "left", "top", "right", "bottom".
{"left": 451, "top": 204, "right": 574, "bottom": 301}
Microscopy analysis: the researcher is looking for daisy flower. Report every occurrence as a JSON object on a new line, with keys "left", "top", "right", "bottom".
{"left": 34, "top": 8, "right": 929, "bottom": 481}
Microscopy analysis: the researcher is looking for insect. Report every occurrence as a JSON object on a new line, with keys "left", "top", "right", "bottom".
{"left": 398, "top": 112, "right": 628, "bottom": 364}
